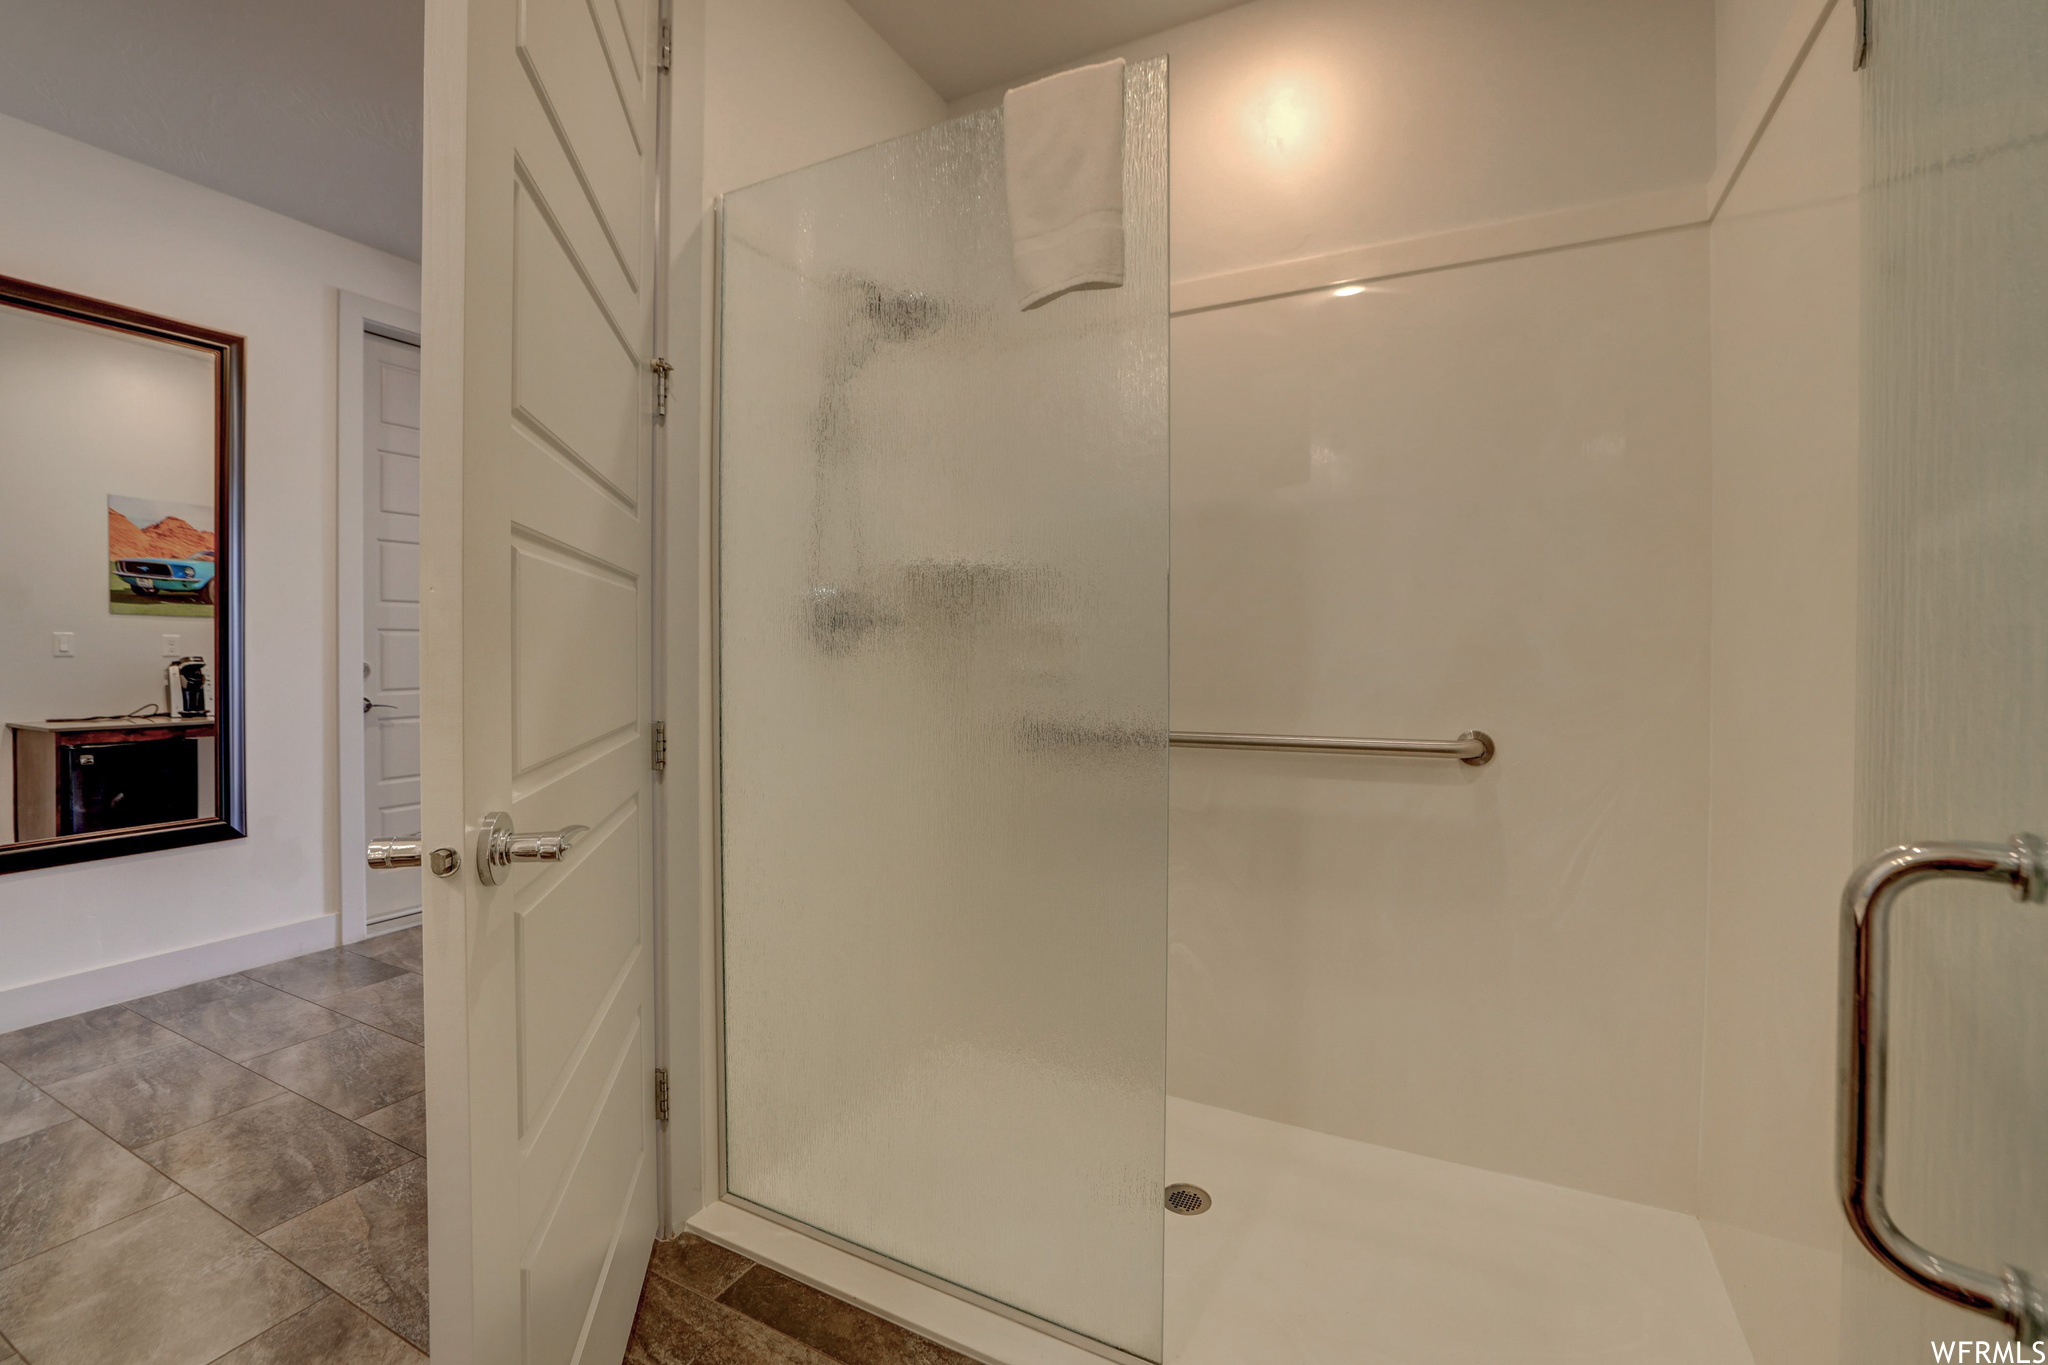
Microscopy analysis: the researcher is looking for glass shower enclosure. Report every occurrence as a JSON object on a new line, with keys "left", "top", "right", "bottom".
{"left": 715, "top": 59, "right": 1171, "bottom": 1362}
{"left": 1840, "top": 0, "right": 2048, "bottom": 1353}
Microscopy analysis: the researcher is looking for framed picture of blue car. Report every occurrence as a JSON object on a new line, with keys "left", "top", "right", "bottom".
{"left": 108, "top": 495, "right": 217, "bottom": 615}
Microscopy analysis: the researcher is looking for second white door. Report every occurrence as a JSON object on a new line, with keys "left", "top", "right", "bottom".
{"left": 364, "top": 331, "right": 423, "bottom": 926}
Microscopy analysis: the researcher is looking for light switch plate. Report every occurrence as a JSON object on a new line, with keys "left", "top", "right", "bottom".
{"left": 161, "top": 634, "right": 181, "bottom": 657}
{"left": 52, "top": 632, "right": 74, "bottom": 657}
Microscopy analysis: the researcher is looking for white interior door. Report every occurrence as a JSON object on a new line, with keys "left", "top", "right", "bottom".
{"left": 419, "top": 0, "right": 665, "bottom": 1357}
{"left": 364, "top": 332, "right": 423, "bottom": 926}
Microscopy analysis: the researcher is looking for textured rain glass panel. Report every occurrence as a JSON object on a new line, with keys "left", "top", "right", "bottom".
{"left": 717, "top": 60, "right": 1168, "bottom": 1360}
{"left": 1842, "top": 3, "right": 2048, "bottom": 1355}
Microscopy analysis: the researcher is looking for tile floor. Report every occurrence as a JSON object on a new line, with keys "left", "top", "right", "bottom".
{"left": 627, "top": 1234, "right": 975, "bottom": 1365}
{"left": 27, "top": 929, "right": 1736, "bottom": 1365}
{"left": 0, "top": 927, "right": 427, "bottom": 1365}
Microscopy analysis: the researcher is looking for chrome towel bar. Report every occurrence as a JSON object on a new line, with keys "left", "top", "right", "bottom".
{"left": 1169, "top": 729, "right": 1495, "bottom": 766}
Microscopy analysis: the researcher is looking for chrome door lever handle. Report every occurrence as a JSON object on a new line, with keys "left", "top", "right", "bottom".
{"left": 476, "top": 810, "right": 590, "bottom": 885}
{"left": 367, "top": 836, "right": 424, "bottom": 869}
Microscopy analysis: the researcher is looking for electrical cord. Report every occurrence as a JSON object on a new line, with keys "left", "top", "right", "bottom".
{"left": 44, "top": 703, "right": 171, "bottom": 723}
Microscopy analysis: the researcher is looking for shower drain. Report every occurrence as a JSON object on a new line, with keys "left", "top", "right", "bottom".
{"left": 1164, "top": 1183, "right": 1212, "bottom": 1215}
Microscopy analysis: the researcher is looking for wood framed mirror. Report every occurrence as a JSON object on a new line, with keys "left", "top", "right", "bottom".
{"left": 0, "top": 273, "right": 245, "bottom": 873}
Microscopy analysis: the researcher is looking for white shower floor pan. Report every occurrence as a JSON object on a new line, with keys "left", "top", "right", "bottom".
{"left": 1166, "top": 1097, "right": 1755, "bottom": 1365}
{"left": 692, "top": 1100, "right": 1756, "bottom": 1365}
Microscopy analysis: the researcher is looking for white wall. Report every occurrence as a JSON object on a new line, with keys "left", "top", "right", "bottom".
{"left": 1716, "top": 0, "right": 1816, "bottom": 157}
{"left": 0, "top": 111, "right": 420, "bottom": 1026}
{"left": 952, "top": 0, "right": 1714, "bottom": 287}
{"left": 1696, "top": 5, "right": 1858, "bottom": 1361}
{"left": 703, "top": 0, "right": 944, "bottom": 202}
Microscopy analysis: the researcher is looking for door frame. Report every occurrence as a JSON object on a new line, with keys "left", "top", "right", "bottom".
{"left": 336, "top": 290, "right": 422, "bottom": 945}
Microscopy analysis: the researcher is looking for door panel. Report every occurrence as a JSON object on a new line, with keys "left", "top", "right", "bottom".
{"left": 510, "top": 184, "right": 645, "bottom": 499}
{"left": 517, "top": 803, "right": 644, "bottom": 1129}
{"left": 521, "top": 1015, "right": 654, "bottom": 1365}
{"left": 517, "top": 0, "right": 648, "bottom": 283}
{"left": 420, "top": 0, "right": 662, "bottom": 1353}
{"left": 511, "top": 540, "right": 640, "bottom": 768}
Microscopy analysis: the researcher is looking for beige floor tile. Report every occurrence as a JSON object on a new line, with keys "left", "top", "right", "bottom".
{"left": 245, "top": 1021, "right": 423, "bottom": 1119}
{"left": 262, "top": 1159, "right": 429, "bottom": 1352}
{"left": 127, "top": 975, "right": 346, "bottom": 1062}
{"left": 211, "top": 1291, "right": 425, "bottom": 1364}
{"left": 325, "top": 973, "right": 424, "bottom": 1044}
{"left": 358, "top": 1092, "right": 426, "bottom": 1155}
{"left": 0, "top": 1062, "right": 70, "bottom": 1144}
{"left": 44, "top": 1038, "right": 281, "bottom": 1148}
{"left": 243, "top": 950, "right": 408, "bottom": 1004}
{"left": 0, "top": 1006, "right": 181, "bottom": 1085}
{"left": 347, "top": 927, "right": 423, "bottom": 976}
{"left": 0, "top": 1118, "right": 178, "bottom": 1269}
{"left": 0, "top": 1194, "right": 322, "bottom": 1365}
{"left": 135, "top": 1093, "right": 413, "bottom": 1233}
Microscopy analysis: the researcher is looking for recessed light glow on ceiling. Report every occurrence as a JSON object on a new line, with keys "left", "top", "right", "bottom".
{"left": 1332, "top": 285, "right": 1366, "bottom": 297}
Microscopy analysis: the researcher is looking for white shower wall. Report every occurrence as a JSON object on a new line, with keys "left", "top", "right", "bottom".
{"left": 1698, "top": 4, "right": 1860, "bottom": 1360}
{"left": 949, "top": 0, "right": 1716, "bottom": 283}
{"left": 1169, "top": 229, "right": 1713, "bottom": 1212}
{"left": 964, "top": 0, "right": 1857, "bottom": 1249}
{"left": 956, "top": 0, "right": 1724, "bottom": 1216}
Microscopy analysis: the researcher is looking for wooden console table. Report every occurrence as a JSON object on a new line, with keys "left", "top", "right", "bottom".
{"left": 9, "top": 718, "right": 217, "bottom": 841}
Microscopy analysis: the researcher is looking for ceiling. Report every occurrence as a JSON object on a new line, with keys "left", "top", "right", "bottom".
{"left": 844, "top": 0, "right": 1253, "bottom": 102}
{"left": 0, "top": 0, "right": 424, "bottom": 260}
{"left": 0, "top": 0, "right": 1245, "bottom": 257}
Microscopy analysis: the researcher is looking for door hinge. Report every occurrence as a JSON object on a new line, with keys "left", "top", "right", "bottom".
{"left": 654, "top": 1067, "right": 670, "bottom": 1124}
{"left": 658, "top": 21, "right": 672, "bottom": 72}
{"left": 651, "top": 356, "right": 673, "bottom": 424}
{"left": 651, "top": 720, "right": 667, "bottom": 773}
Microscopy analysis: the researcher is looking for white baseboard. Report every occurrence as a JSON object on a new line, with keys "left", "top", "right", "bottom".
{"left": 687, "top": 1201, "right": 1122, "bottom": 1365}
{"left": 0, "top": 914, "right": 341, "bottom": 1032}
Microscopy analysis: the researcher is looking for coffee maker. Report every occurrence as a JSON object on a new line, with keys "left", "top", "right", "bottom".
{"left": 165, "top": 657, "right": 211, "bottom": 719}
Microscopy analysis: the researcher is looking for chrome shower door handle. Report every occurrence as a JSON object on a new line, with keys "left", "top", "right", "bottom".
{"left": 367, "top": 836, "right": 424, "bottom": 869}
{"left": 476, "top": 810, "right": 591, "bottom": 885}
{"left": 1839, "top": 835, "right": 2048, "bottom": 1343}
